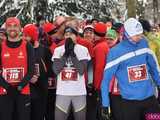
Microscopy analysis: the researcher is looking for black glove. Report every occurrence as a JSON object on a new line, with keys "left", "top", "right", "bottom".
{"left": 70, "top": 50, "right": 76, "bottom": 57}
{"left": 87, "top": 84, "right": 94, "bottom": 96}
{"left": 64, "top": 38, "right": 75, "bottom": 57}
{"left": 96, "top": 90, "right": 104, "bottom": 120}
{"left": 100, "top": 107, "right": 111, "bottom": 120}
{"left": 95, "top": 90, "right": 101, "bottom": 101}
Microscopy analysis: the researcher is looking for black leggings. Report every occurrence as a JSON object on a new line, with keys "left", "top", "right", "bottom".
{"left": 110, "top": 94, "right": 123, "bottom": 120}
{"left": 0, "top": 94, "right": 30, "bottom": 120}
{"left": 121, "top": 96, "right": 160, "bottom": 120}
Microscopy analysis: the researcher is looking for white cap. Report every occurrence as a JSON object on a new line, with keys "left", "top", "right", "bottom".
{"left": 124, "top": 18, "right": 143, "bottom": 37}
{"left": 84, "top": 25, "right": 94, "bottom": 30}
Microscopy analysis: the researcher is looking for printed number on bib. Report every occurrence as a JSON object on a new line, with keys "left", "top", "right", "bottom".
{"left": 127, "top": 64, "right": 147, "bottom": 82}
{"left": 61, "top": 68, "right": 78, "bottom": 81}
{"left": 3, "top": 67, "right": 24, "bottom": 83}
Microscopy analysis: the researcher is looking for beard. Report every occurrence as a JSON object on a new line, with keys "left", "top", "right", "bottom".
{"left": 8, "top": 30, "right": 19, "bottom": 39}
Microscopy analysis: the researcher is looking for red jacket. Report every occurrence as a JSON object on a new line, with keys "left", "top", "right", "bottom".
{"left": 93, "top": 38, "right": 109, "bottom": 90}
{"left": 76, "top": 36, "right": 94, "bottom": 57}
{"left": 0, "top": 40, "right": 30, "bottom": 95}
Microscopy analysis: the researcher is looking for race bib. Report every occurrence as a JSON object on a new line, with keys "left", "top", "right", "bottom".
{"left": 127, "top": 64, "right": 147, "bottom": 82}
{"left": 34, "top": 64, "right": 40, "bottom": 76}
{"left": 3, "top": 67, "right": 24, "bottom": 83}
{"left": 61, "top": 68, "right": 78, "bottom": 81}
{"left": 48, "top": 77, "right": 57, "bottom": 89}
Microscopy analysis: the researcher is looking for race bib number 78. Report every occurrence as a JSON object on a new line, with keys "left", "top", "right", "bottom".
{"left": 127, "top": 64, "right": 147, "bottom": 82}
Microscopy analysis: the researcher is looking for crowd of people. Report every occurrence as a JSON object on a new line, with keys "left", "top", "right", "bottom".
{"left": 0, "top": 15, "right": 160, "bottom": 120}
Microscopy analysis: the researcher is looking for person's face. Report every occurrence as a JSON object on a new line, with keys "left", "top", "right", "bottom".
{"left": 64, "top": 32, "right": 77, "bottom": 43}
{"left": 39, "top": 20, "right": 46, "bottom": 27}
{"left": 94, "top": 34, "right": 101, "bottom": 42}
{"left": 92, "top": 20, "right": 98, "bottom": 27}
{"left": 6, "top": 22, "right": 21, "bottom": 39}
{"left": 83, "top": 30, "right": 94, "bottom": 42}
{"left": 23, "top": 34, "right": 38, "bottom": 47}
{"left": 130, "top": 33, "right": 143, "bottom": 43}
{"left": 117, "top": 32, "right": 123, "bottom": 42}
{"left": 106, "top": 38, "right": 118, "bottom": 48}
{"left": 23, "top": 35, "right": 32, "bottom": 42}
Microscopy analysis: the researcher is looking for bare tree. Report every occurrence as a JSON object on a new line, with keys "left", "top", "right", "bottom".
{"left": 153, "top": 0, "right": 158, "bottom": 24}
{"left": 126, "top": 0, "right": 136, "bottom": 18}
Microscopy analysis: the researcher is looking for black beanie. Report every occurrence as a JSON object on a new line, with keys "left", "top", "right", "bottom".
{"left": 64, "top": 26, "right": 78, "bottom": 36}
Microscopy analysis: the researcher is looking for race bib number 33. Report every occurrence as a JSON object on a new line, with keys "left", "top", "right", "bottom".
{"left": 127, "top": 64, "right": 147, "bottom": 82}
{"left": 3, "top": 68, "right": 24, "bottom": 83}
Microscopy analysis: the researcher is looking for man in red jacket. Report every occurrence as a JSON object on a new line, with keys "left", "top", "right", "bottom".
{"left": 93, "top": 23, "right": 109, "bottom": 91}
{"left": 0, "top": 17, "right": 34, "bottom": 120}
{"left": 92, "top": 22, "right": 110, "bottom": 120}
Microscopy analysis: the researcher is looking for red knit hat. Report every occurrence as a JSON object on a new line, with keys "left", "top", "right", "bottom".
{"left": 23, "top": 24, "right": 38, "bottom": 42}
{"left": 94, "top": 23, "right": 107, "bottom": 37}
{"left": 5, "top": 17, "right": 21, "bottom": 28}
{"left": 42, "top": 22, "right": 57, "bottom": 35}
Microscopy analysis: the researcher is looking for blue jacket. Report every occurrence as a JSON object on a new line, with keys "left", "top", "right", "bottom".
{"left": 101, "top": 37, "right": 160, "bottom": 107}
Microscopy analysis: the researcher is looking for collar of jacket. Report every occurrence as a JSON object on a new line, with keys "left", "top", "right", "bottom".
{"left": 94, "top": 37, "right": 107, "bottom": 45}
{"left": 124, "top": 31, "right": 141, "bottom": 46}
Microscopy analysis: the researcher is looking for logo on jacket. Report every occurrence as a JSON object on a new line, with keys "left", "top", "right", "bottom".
{"left": 4, "top": 52, "right": 10, "bottom": 57}
{"left": 136, "top": 23, "right": 143, "bottom": 33}
{"left": 18, "top": 51, "right": 24, "bottom": 58}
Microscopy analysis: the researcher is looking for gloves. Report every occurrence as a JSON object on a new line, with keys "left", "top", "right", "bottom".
{"left": 30, "top": 75, "right": 39, "bottom": 84}
{"left": 87, "top": 84, "right": 94, "bottom": 96}
{"left": 100, "top": 107, "right": 111, "bottom": 120}
{"left": 17, "top": 81, "right": 27, "bottom": 91}
{"left": 64, "top": 38, "right": 76, "bottom": 57}
{"left": 70, "top": 51, "right": 76, "bottom": 57}
{"left": 95, "top": 90, "right": 101, "bottom": 101}
{"left": 95, "top": 90, "right": 111, "bottom": 120}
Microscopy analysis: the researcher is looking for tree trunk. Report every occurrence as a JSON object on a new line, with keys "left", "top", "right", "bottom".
{"left": 153, "top": 0, "right": 158, "bottom": 24}
{"left": 126, "top": 0, "right": 136, "bottom": 18}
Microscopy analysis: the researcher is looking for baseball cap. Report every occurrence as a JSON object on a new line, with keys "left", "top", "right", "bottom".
{"left": 124, "top": 18, "right": 143, "bottom": 37}
{"left": 94, "top": 23, "right": 107, "bottom": 37}
{"left": 106, "top": 29, "right": 117, "bottom": 40}
{"left": 83, "top": 25, "right": 94, "bottom": 33}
